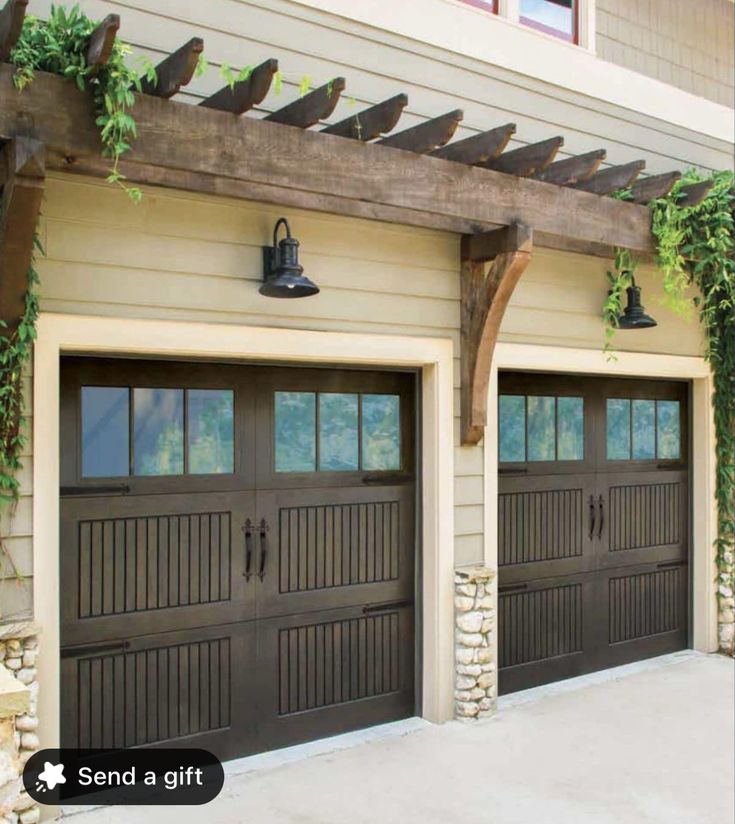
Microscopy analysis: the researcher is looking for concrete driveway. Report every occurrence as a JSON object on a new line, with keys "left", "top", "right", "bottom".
{"left": 64, "top": 652, "right": 733, "bottom": 824}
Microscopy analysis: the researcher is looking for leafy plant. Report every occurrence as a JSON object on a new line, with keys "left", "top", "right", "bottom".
{"left": 605, "top": 170, "right": 735, "bottom": 647}
{"left": 0, "top": 233, "right": 40, "bottom": 579}
{"left": 10, "top": 4, "right": 144, "bottom": 200}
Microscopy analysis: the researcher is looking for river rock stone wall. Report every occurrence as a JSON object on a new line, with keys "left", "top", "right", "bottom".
{"left": 454, "top": 565, "right": 495, "bottom": 720}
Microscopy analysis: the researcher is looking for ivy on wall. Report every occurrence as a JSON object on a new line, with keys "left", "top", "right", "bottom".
{"left": 605, "top": 170, "right": 735, "bottom": 642}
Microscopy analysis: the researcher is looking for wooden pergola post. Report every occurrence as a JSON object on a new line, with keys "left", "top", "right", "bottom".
{"left": 461, "top": 222, "right": 533, "bottom": 445}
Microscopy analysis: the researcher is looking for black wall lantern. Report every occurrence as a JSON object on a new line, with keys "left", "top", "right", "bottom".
{"left": 618, "top": 275, "right": 657, "bottom": 329}
{"left": 260, "top": 217, "right": 320, "bottom": 298}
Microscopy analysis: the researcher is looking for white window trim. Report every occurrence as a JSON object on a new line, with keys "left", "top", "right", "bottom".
{"left": 290, "top": 0, "right": 733, "bottom": 144}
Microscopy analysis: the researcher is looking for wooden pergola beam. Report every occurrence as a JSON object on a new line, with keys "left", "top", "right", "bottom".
{"left": 265, "top": 78, "right": 345, "bottom": 128}
{"left": 322, "top": 93, "right": 408, "bottom": 141}
{"left": 575, "top": 160, "right": 646, "bottom": 195}
{"left": 461, "top": 223, "right": 533, "bottom": 445}
{"left": 86, "top": 14, "right": 120, "bottom": 71}
{"left": 377, "top": 109, "right": 464, "bottom": 153}
{"left": 0, "top": 66, "right": 656, "bottom": 256}
{"left": 0, "top": 0, "right": 27, "bottom": 62}
{"left": 534, "top": 149, "right": 606, "bottom": 186}
{"left": 628, "top": 171, "right": 682, "bottom": 204}
{"left": 431, "top": 123, "right": 516, "bottom": 165}
{"left": 0, "top": 137, "right": 45, "bottom": 329}
{"left": 678, "top": 179, "right": 714, "bottom": 207}
{"left": 200, "top": 58, "right": 279, "bottom": 114}
{"left": 140, "top": 38, "right": 204, "bottom": 99}
{"left": 486, "top": 137, "right": 563, "bottom": 176}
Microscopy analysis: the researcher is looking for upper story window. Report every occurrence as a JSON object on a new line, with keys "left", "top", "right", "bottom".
{"left": 458, "top": 0, "right": 498, "bottom": 11}
{"left": 520, "top": 0, "right": 577, "bottom": 43}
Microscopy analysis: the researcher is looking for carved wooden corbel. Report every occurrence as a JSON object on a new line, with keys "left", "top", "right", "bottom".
{"left": 0, "top": 137, "right": 46, "bottom": 330}
{"left": 461, "top": 222, "right": 533, "bottom": 445}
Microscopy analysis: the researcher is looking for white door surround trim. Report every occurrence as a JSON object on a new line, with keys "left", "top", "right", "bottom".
{"left": 484, "top": 342, "right": 719, "bottom": 694}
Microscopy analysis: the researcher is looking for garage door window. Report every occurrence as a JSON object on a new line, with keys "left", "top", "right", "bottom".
{"left": 499, "top": 394, "right": 584, "bottom": 463}
{"left": 275, "top": 391, "right": 401, "bottom": 473}
{"left": 81, "top": 386, "right": 235, "bottom": 477}
{"left": 606, "top": 398, "right": 680, "bottom": 461}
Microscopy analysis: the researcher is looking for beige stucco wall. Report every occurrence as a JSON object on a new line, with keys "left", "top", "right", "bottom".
{"left": 0, "top": 174, "right": 707, "bottom": 619}
{"left": 597, "top": 0, "right": 735, "bottom": 108}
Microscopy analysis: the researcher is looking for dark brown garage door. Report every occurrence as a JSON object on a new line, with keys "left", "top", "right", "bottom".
{"left": 60, "top": 358, "right": 416, "bottom": 759}
{"left": 498, "top": 372, "right": 689, "bottom": 694}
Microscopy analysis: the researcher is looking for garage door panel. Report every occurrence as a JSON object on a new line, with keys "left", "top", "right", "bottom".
{"left": 255, "top": 485, "right": 415, "bottom": 619}
{"left": 60, "top": 621, "right": 256, "bottom": 759}
{"left": 498, "top": 473, "right": 596, "bottom": 584}
{"left": 254, "top": 605, "right": 414, "bottom": 749}
{"left": 61, "top": 492, "right": 255, "bottom": 646}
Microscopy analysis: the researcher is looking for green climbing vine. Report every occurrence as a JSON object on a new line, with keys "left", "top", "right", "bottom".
{"left": 605, "top": 170, "right": 735, "bottom": 642}
{"left": 10, "top": 4, "right": 145, "bottom": 199}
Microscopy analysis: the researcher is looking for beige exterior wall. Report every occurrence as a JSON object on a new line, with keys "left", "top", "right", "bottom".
{"left": 0, "top": 174, "right": 708, "bottom": 619}
{"left": 597, "top": 0, "right": 735, "bottom": 108}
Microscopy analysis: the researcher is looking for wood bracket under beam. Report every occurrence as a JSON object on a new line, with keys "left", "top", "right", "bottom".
{"left": 461, "top": 223, "right": 533, "bottom": 446}
{"left": 0, "top": 137, "right": 45, "bottom": 330}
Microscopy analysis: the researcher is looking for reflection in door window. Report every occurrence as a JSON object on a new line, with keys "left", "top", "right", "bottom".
{"left": 319, "top": 393, "right": 359, "bottom": 471}
{"left": 632, "top": 400, "right": 656, "bottom": 460}
{"left": 81, "top": 387, "right": 130, "bottom": 477}
{"left": 527, "top": 396, "right": 556, "bottom": 461}
{"left": 606, "top": 398, "right": 681, "bottom": 461}
{"left": 499, "top": 394, "right": 584, "bottom": 462}
{"left": 657, "top": 401, "right": 681, "bottom": 460}
{"left": 499, "top": 395, "right": 526, "bottom": 462}
{"left": 188, "top": 389, "right": 235, "bottom": 474}
{"left": 134, "top": 388, "right": 185, "bottom": 475}
{"left": 557, "top": 396, "right": 584, "bottom": 460}
{"left": 275, "top": 392, "right": 317, "bottom": 473}
{"left": 362, "top": 395, "right": 401, "bottom": 471}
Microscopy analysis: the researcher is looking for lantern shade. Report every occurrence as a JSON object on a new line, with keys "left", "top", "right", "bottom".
{"left": 617, "top": 278, "right": 657, "bottom": 330}
{"left": 260, "top": 218, "right": 320, "bottom": 298}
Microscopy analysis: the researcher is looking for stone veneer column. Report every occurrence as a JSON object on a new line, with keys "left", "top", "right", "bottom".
{"left": 454, "top": 565, "right": 495, "bottom": 720}
{"left": 0, "top": 622, "right": 41, "bottom": 824}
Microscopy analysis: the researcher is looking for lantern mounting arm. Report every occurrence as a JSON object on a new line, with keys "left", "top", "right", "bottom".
{"left": 272, "top": 216, "right": 292, "bottom": 248}
{"left": 461, "top": 222, "right": 533, "bottom": 446}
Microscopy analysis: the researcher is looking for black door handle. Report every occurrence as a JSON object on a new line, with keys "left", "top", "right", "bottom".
{"left": 257, "top": 518, "right": 269, "bottom": 581}
{"left": 588, "top": 494, "right": 596, "bottom": 539}
{"left": 242, "top": 519, "right": 254, "bottom": 580}
{"left": 597, "top": 494, "right": 605, "bottom": 539}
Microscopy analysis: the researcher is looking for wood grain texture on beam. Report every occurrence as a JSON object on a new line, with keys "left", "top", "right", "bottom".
{"left": 265, "top": 77, "right": 345, "bottom": 128}
{"left": 575, "top": 160, "right": 646, "bottom": 195}
{"left": 140, "top": 38, "right": 204, "bottom": 99}
{"left": 200, "top": 58, "right": 279, "bottom": 114}
{"left": 431, "top": 123, "right": 516, "bottom": 165}
{"left": 534, "top": 149, "right": 606, "bottom": 186}
{"left": 377, "top": 109, "right": 463, "bottom": 153}
{"left": 486, "top": 136, "right": 563, "bottom": 176}
{"left": 322, "top": 94, "right": 408, "bottom": 141}
{"left": 0, "top": 0, "right": 27, "bottom": 63}
{"left": 461, "top": 223, "right": 533, "bottom": 445}
{"left": 0, "top": 67, "right": 655, "bottom": 254}
{"left": 628, "top": 171, "right": 682, "bottom": 204}
{"left": 86, "top": 14, "right": 120, "bottom": 70}
{"left": 677, "top": 179, "right": 714, "bottom": 207}
{"left": 0, "top": 137, "right": 45, "bottom": 329}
